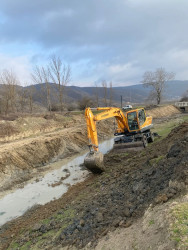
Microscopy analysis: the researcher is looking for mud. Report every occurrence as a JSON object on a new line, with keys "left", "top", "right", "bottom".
{"left": 1, "top": 122, "right": 187, "bottom": 249}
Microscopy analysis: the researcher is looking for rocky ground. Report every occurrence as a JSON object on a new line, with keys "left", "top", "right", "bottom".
{"left": 0, "top": 116, "right": 187, "bottom": 249}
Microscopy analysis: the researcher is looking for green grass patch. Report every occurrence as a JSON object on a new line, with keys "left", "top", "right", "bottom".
{"left": 181, "top": 115, "right": 188, "bottom": 122}
{"left": 8, "top": 240, "right": 32, "bottom": 250}
{"left": 149, "top": 155, "right": 164, "bottom": 165}
{"left": 153, "top": 115, "right": 188, "bottom": 141}
{"left": 8, "top": 242, "right": 20, "bottom": 250}
{"left": 54, "top": 208, "right": 75, "bottom": 221}
{"left": 18, "top": 208, "right": 76, "bottom": 249}
{"left": 170, "top": 202, "right": 188, "bottom": 248}
{"left": 120, "top": 152, "right": 129, "bottom": 157}
{"left": 20, "top": 241, "right": 32, "bottom": 250}
{"left": 154, "top": 123, "right": 176, "bottom": 139}
{"left": 102, "top": 172, "right": 111, "bottom": 178}
{"left": 149, "top": 220, "right": 155, "bottom": 226}
{"left": 42, "top": 218, "right": 50, "bottom": 224}
{"left": 31, "top": 229, "right": 62, "bottom": 250}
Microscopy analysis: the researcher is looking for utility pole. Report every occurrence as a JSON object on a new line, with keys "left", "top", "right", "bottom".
{"left": 121, "top": 95, "right": 122, "bottom": 108}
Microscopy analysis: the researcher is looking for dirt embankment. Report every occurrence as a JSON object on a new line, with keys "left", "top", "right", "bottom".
{"left": 0, "top": 113, "right": 114, "bottom": 191}
{"left": 146, "top": 105, "right": 181, "bottom": 118}
{"left": 1, "top": 122, "right": 187, "bottom": 250}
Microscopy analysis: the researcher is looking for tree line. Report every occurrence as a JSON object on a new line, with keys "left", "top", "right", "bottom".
{"left": 0, "top": 55, "right": 71, "bottom": 115}
{"left": 0, "top": 54, "right": 115, "bottom": 114}
{"left": 1, "top": 57, "right": 185, "bottom": 115}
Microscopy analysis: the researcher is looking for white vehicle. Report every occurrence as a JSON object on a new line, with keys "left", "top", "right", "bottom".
{"left": 122, "top": 105, "right": 132, "bottom": 110}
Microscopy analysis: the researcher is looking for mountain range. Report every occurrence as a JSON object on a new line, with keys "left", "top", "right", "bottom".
{"left": 0, "top": 80, "right": 187, "bottom": 110}
{"left": 26, "top": 80, "right": 187, "bottom": 106}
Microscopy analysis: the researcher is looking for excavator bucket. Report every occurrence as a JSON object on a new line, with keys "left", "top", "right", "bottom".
{"left": 84, "top": 151, "right": 104, "bottom": 173}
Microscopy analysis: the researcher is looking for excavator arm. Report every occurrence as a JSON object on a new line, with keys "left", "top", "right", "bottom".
{"left": 85, "top": 107, "right": 128, "bottom": 152}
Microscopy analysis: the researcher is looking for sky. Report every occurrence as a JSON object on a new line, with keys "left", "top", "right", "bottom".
{"left": 0, "top": 0, "right": 188, "bottom": 87}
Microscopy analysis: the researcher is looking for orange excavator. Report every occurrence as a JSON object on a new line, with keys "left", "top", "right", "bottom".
{"left": 84, "top": 107, "right": 154, "bottom": 173}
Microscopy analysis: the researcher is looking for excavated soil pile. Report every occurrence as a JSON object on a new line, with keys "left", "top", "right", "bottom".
{"left": 1, "top": 122, "right": 187, "bottom": 249}
{"left": 146, "top": 105, "right": 181, "bottom": 118}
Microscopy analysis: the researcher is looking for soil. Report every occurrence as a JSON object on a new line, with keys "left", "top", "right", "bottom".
{"left": 146, "top": 105, "right": 181, "bottom": 118}
{"left": 95, "top": 194, "right": 188, "bottom": 250}
{"left": 0, "top": 120, "right": 187, "bottom": 249}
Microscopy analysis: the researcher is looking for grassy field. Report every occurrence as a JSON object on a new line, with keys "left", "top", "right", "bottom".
{"left": 153, "top": 114, "right": 188, "bottom": 140}
{"left": 170, "top": 202, "right": 188, "bottom": 249}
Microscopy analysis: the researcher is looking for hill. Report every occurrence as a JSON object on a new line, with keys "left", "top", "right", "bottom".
{"left": 26, "top": 80, "right": 187, "bottom": 106}
{"left": 0, "top": 81, "right": 187, "bottom": 112}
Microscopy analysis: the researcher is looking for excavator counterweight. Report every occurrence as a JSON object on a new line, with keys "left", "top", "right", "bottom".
{"left": 84, "top": 107, "right": 154, "bottom": 173}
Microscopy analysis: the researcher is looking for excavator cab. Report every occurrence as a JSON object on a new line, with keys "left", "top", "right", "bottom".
{"left": 127, "top": 111, "right": 139, "bottom": 131}
{"left": 126, "top": 108, "right": 152, "bottom": 133}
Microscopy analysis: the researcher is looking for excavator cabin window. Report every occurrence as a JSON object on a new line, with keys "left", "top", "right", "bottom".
{"left": 127, "top": 111, "right": 139, "bottom": 131}
{"left": 138, "top": 109, "right": 146, "bottom": 126}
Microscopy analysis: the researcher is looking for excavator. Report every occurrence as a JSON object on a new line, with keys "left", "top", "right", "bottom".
{"left": 84, "top": 107, "right": 154, "bottom": 173}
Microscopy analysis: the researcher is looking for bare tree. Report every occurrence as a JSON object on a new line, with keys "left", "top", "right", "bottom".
{"left": 94, "top": 83, "right": 99, "bottom": 107}
{"left": 142, "top": 68, "right": 175, "bottom": 105}
{"left": 49, "top": 55, "right": 71, "bottom": 112}
{"left": 29, "top": 92, "right": 33, "bottom": 113}
{"left": 24, "top": 85, "right": 35, "bottom": 113}
{"left": 18, "top": 83, "right": 28, "bottom": 113}
{"left": 42, "top": 67, "right": 52, "bottom": 112}
{"left": 109, "top": 81, "right": 113, "bottom": 106}
{"left": 0, "top": 69, "right": 19, "bottom": 114}
{"left": 102, "top": 80, "right": 108, "bottom": 107}
{"left": 31, "top": 65, "right": 52, "bottom": 112}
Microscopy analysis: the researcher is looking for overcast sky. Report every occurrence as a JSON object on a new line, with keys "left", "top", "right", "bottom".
{"left": 0, "top": 0, "right": 188, "bottom": 86}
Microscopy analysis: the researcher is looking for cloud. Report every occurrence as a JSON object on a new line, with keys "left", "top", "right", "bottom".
{"left": 0, "top": 0, "right": 188, "bottom": 85}
{"left": 0, "top": 53, "right": 32, "bottom": 85}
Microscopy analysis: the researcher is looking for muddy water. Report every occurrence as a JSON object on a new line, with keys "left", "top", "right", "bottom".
{"left": 0, "top": 138, "right": 114, "bottom": 226}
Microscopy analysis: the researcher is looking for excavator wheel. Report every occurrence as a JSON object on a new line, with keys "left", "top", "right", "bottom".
{"left": 143, "top": 135, "right": 148, "bottom": 148}
{"left": 148, "top": 133, "right": 155, "bottom": 143}
{"left": 84, "top": 151, "right": 105, "bottom": 173}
